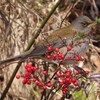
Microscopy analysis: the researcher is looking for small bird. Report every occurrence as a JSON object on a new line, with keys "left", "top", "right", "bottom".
{"left": 0, "top": 16, "right": 95, "bottom": 66}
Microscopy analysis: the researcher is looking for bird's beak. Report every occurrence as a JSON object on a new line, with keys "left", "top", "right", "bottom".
{"left": 88, "top": 21, "right": 97, "bottom": 27}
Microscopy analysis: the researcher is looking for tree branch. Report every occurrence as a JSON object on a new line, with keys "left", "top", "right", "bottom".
{"left": 0, "top": 0, "right": 61, "bottom": 99}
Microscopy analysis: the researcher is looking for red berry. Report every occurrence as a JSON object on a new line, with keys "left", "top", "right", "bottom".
{"left": 52, "top": 54, "right": 56, "bottom": 60}
{"left": 27, "top": 80, "right": 31, "bottom": 85}
{"left": 42, "top": 70, "right": 47, "bottom": 75}
{"left": 36, "top": 81, "right": 43, "bottom": 87}
{"left": 55, "top": 48, "right": 59, "bottom": 52}
{"left": 67, "top": 56, "right": 72, "bottom": 59}
{"left": 16, "top": 75, "right": 20, "bottom": 79}
{"left": 58, "top": 53, "right": 62, "bottom": 57}
{"left": 25, "top": 64, "right": 29, "bottom": 69}
{"left": 31, "top": 67, "right": 37, "bottom": 72}
{"left": 59, "top": 82, "right": 64, "bottom": 86}
{"left": 74, "top": 81, "right": 78, "bottom": 86}
{"left": 75, "top": 56, "right": 80, "bottom": 61}
{"left": 32, "top": 78, "right": 36, "bottom": 82}
{"left": 22, "top": 79, "right": 27, "bottom": 84}
{"left": 62, "top": 90, "right": 66, "bottom": 94}
{"left": 63, "top": 87, "right": 68, "bottom": 92}
{"left": 75, "top": 71, "right": 79, "bottom": 75}
{"left": 69, "top": 70, "right": 72, "bottom": 73}
{"left": 26, "top": 67, "right": 32, "bottom": 72}
{"left": 65, "top": 72, "right": 70, "bottom": 78}
{"left": 71, "top": 78, "right": 76, "bottom": 83}
{"left": 65, "top": 78, "right": 71, "bottom": 85}
{"left": 66, "top": 78, "right": 70, "bottom": 81}
{"left": 46, "top": 55, "right": 51, "bottom": 59}
{"left": 43, "top": 86, "right": 47, "bottom": 90}
{"left": 57, "top": 73, "right": 62, "bottom": 77}
{"left": 57, "top": 73, "right": 61, "bottom": 77}
{"left": 48, "top": 46, "right": 52, "bottom": 51}
{"left": 25, "top": 64, "right": 32, "bottom": 69}
{"left": 62, "top": 80, "right": 66, "bottom": 84}
{"left": 58, "top": 57, "right": 62, "bottom": 60}
{"left": 67, "top": 46, "right": 72, "bottom": 51}
{"left": 85, "top": 70, "right": 89, "bottom": 75}
{"left": 58, "top": 53, "right": 64, "bottom": 60}
{"left": 46, "top": 82, "right": 52, "bottom": 87}
{"left": 23, "top": 73, "right": 31, "bottom": 79}
{"left": 61, "top": 54, "right": 64, "bottom": 59}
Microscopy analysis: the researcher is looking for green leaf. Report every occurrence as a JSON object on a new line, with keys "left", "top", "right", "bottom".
{"left": 78, "top": 32, "right": 85, "bottom": 38}
{"left": 73, "top": 90, "right": 86, "bottom": 100}
{"left": 74, "top": 37, "right": 82, "bottom": 41}
{"left": 96, "top": 18, "right": 100, "bottom": 23}
{"left": 74, "top": 32, "right": 85, "bottom": 41}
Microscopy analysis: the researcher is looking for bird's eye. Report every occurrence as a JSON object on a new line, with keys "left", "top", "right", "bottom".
{"left": 81, "top": 22, "right": 89, "bottom": 27}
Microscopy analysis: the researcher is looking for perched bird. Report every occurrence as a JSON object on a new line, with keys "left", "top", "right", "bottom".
{"left": 0, "top": 16, "right": 95, "bottom": 66}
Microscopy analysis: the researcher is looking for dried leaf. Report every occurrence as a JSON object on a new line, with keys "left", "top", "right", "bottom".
{"left": 74, "top": 86, "right": 81, "bottom": 92}
{"left": 74, "top": 66, "right": 87, "bottom": 78}
{"left": 89, "top": 74, "right": 100, "bottom": 82}
{"left": 81, "top": 81, "right": 85, "bottom": 88}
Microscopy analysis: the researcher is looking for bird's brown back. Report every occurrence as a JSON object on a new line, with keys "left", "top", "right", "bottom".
{"left": 37, "top": 25, "right": 77, "bottom": 47}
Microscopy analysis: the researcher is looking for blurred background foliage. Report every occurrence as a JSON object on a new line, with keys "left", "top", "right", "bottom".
{"left": 0, "top": 0, "right": 100, "bottom": 99}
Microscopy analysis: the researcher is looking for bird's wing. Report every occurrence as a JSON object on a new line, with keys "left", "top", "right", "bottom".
{"left": 29, "top": 26, "right": 77, "bottom": 56}
{"left": 37, "top": 26, "right": 76, "bottom": 46}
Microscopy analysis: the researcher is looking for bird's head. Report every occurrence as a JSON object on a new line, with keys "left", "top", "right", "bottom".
{"left": 72, "top": 16, "right": 93, "bottom": 33}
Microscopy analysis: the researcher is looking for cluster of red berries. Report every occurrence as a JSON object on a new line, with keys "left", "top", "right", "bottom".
{"left": 16, "top": 45, "right": 90, "bottom": 96}
{"left": 56, "top": 69, "right": 89, "bottom": 94}
{"left": 46, "top": 46, "right": 65, "bottom": 60}
{"left": 16, "top": 64, "right": 52, "bottom": 90}
{"left": 16, "top": 64, "right": 37, "bottom": 85}
{"left": 46, "top": 46, "right": 84, "bottom": 62}
{"left": 16, "top": 64, "right": 89, "bottom": 95}
{"left": 57, "top": 71, "right": 78, "bottom": 94}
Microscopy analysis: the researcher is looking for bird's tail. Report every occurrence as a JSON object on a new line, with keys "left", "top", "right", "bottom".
{"left": 0, "top": 46, "right": 48, "bottom": 66}
{"left": 0, "top": 54, "right": 24, "bottom": 66}
{"left": 0, "top": 49, "right": 33, "bottom": 66}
